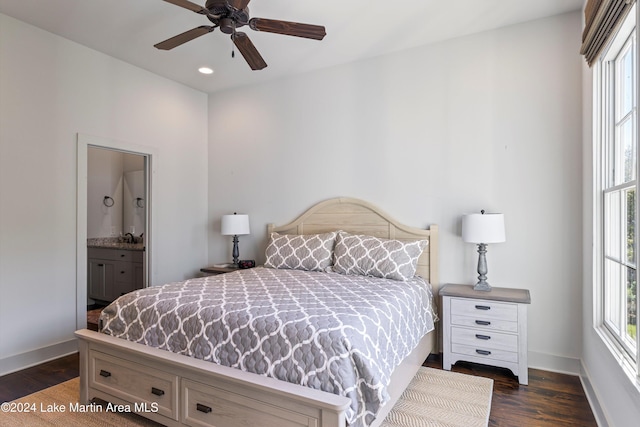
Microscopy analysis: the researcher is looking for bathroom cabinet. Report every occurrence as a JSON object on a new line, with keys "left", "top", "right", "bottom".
{"left": 88, "top": 247, "right": 144, "bottom": 302}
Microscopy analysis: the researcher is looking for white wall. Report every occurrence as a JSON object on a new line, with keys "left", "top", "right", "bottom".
{"left": 208, "top": 12, "right": 583, "bottom": 372}
{"left": 0, "top": 14, "right": 209, "bottom": 374}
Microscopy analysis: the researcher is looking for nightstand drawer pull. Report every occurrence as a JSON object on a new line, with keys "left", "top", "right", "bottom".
{"left": 475, "top": 334, "right": 491, "bottom": 340}
{"left": 476, "top": 349, "right": 492, "bottom": 356}
{"left": 475, "top": 305, "right": 491, "bottom": 310}
{"left": 196, "top": 403, "right": 212, "bottom": 414}
{"left": 475, "top": 320, "right": 491, "bottom": 326}
{"left": 151, "top": 387, "right": 165, "bottom": 396}
{"left": 99, "top": 369, "right": 111, "bottom": 378}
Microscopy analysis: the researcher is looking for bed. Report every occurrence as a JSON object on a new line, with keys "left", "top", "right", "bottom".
{"left": 75, "top": 197, "right": 439, "bottom": 427}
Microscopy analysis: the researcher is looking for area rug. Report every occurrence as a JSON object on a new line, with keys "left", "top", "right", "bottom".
{"left": 2, "top": 379, "right": 162, "bottom": 427}
{"left": 380, "top": 367, "right": 493, "bottom": 427}
{"left": 4, "top": 367, "right": 492, "bottom": 427}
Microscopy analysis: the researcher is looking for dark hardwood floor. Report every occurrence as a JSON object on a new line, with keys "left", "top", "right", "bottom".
{"left": 0, "top": 352, "right": 597, "bottom": 426}
{"left": 0, "top": 353, "right": 79, "bottom": 403}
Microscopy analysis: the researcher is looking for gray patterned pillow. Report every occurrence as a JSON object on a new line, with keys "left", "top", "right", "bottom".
{"left": 264, "top": 231, "right": 338, "bottom": 272}
{"left": 332, "top": 231, "right": 428, "bottom": 281}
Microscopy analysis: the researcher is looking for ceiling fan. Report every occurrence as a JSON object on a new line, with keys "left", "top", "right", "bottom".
{"left": 155, "top": 0, "right": 326, "bottom": 70}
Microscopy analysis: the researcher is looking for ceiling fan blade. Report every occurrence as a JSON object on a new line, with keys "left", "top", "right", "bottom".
{"left": 249, "top": 18, "right": 326, "bottom": 40}
{"left": 162, "top": 0, "right": 210, "bottom": 14}
{"left": 154, "top": 26, "right": 215, "bottom": 50}
{"left": 233, "top": 32, "right": 267, "bottom": 70}
{"left": 227, "top": 0, "right": 250, "bottom": 10}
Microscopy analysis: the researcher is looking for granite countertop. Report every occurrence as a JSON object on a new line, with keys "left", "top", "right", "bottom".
{"left": 87, "top": 237, "right": 145, "bottom": 251}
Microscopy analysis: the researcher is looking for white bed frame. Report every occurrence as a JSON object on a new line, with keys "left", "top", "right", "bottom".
{"left": 75, "top": 197, "right": 439, "bottom": 427}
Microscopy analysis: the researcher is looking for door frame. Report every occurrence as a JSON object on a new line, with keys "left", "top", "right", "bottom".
{"left": 76, "top": 133, "right": 156, "bottom": 329}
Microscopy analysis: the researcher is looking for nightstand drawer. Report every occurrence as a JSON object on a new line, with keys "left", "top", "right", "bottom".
{"left": 451, "top": 326, "right": 518, "bottom": 352}
{"left": 451, "top": 343, "right": 519, "bottom": 364}
{"left": 450, "top": 314, "right": 518, "bottom": 333}
{"left": 450, "top": 298, "right": 518, "bottom": 322}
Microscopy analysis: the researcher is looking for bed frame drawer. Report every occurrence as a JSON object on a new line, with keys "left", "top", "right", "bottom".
{"left": 182, "top": 378, "right": 319, "bottom": 427}
{"left": 89, "top": 350, "right": 179, "bottom": 420}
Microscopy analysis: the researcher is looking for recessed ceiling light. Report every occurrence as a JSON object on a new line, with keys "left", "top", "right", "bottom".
{"left": 198, "top": 67, "right": 214, "bottom": 75}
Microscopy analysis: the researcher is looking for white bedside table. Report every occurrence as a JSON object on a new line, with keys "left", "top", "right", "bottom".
{"left": 440, "top": 283, "right": 531, "bottom": 385}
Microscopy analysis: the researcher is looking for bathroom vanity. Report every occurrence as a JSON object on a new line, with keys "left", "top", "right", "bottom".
{"left": 87, "top": 240, "right": 144, "bottom": 303}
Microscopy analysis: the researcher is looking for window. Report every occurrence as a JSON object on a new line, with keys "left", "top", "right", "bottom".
{"left": 596, "top": 5, "right": 639, "bottom": 375}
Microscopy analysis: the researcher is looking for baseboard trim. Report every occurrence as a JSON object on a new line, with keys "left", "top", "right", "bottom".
{"left": 0, "top": 339, "right": 78, "bottom": 376}
{"left": 528, "top": 350, "right": 581, "bottom": 375}
{"left": 579, "top": 360, "right": 609, "bottom": 427}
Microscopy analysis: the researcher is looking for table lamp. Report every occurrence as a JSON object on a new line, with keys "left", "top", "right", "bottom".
{"left": 462, "top": 210, "right": 506, "bottom": 291}
{"left": 221, "top": 213, "right": 250, "bottom": 266}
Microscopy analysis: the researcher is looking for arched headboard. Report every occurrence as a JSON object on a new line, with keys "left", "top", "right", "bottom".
{"left": 267, "top": 197, "right": 439, "bottom": 290}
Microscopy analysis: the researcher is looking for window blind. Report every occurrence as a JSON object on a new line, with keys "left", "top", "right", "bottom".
{"left": 581, "top": 0, "right": 636, "bottom": 66}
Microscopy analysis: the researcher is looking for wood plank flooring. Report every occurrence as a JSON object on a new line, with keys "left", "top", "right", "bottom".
{"left": 0, "top": 353, "right": 79, "bottom": 403}
{"left": 0, "top": 352, "right": 597, "bottom": 426}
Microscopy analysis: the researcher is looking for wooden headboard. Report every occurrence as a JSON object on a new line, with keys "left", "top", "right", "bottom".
{"left": 267, "top": 197, "right": 439, "bottom": 290}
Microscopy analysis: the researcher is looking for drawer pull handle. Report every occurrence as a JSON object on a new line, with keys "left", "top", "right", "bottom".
{"left": 151, "top": 387, "right": 165, "bottom": 396}
{"left": 475, "top": 305, "right": 491, "bottom": 310}
{"left": 476, "top": 349, "right": 492, "bottom": 356}
{"left": 475, "top": 334, "right": 491, "bottom": 340}
{"left": 196, "top": 403, "right": 212, "bottom": 414}
{"left": 475, "top": 320, "right": 491, "bottom": 326}
{"left": 99, "top": 370, "right": 111, "bottom": 378}
{"left": 120, "top": 271, "right": 125, "bottom": 274}
{"left": 97, "top": 264, "right": 104, "bottom": 267}
{"left": 120, "top": 254, "right": 126, "bottom": 257}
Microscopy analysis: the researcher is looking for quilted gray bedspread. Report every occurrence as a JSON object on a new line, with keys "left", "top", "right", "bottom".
{"left": 100, "top": 267, "right": 436, "bottom": 427}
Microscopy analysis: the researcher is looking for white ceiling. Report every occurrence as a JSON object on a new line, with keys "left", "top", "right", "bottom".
{"left": 0, "top": 0, "right": 584, "bottom": 94}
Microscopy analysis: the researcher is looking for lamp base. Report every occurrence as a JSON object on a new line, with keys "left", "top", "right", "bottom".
{"left": 231, "top": 235, "right": 240, "bottom": 266}
{"left": 473, "top": 281, "right": 492, "bottom": 292}
{"left": 474, "top": 243, "right": 492, "bottom": 292}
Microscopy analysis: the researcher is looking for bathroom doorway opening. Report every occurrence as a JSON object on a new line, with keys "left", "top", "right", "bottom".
{"left": 76, "top": 134, "right": 154, "bottom": 330}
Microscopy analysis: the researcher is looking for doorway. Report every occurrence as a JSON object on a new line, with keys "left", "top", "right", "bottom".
{"left": 76, "top": 134, "right": 154, "bottom": 330}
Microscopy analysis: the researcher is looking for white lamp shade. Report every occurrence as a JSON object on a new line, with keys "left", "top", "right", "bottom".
{"left": 221, "top": 214, "right": 250, "bottom": 236}
{"left": 462, "top": 213, "right": 506, "bottom": 244}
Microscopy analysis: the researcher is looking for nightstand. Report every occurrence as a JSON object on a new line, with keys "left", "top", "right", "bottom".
{"left": 200, "top": 265, "right": 239, "bottom": 276}
{"left": 440, "top": 283, "right": 531, "bottom": 385}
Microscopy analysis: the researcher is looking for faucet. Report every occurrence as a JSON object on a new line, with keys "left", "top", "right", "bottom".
{"left": 124, "top": 232, "right": 135, "bottom": 244}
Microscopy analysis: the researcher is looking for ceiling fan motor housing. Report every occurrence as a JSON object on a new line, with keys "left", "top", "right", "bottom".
{"left": 205, "top": 0, "right": 249, "bottom": 32}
